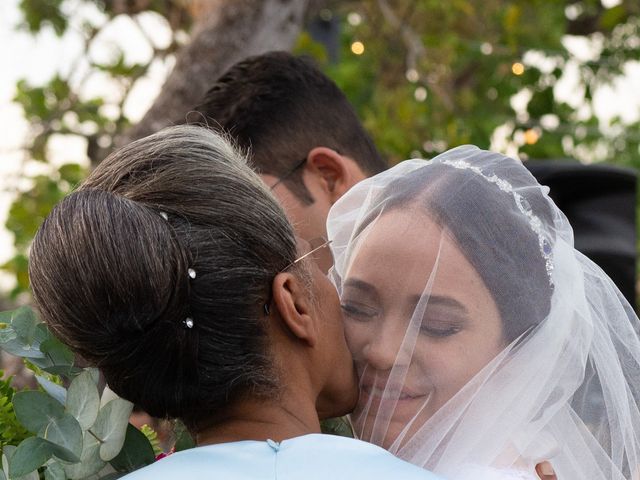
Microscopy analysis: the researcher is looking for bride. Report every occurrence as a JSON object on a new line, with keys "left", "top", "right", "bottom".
{"left": 327, "top": 146, "right": 640, "bottom": 479}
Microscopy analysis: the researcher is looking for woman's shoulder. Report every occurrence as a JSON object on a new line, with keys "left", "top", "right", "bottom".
{"left": 278, "top": 434, "right": 443, "bottom": 479}
{"left": 120, "top": 440, "right": 276, "bottom": 480}
{"left": 120, "top": 435, "right": 444, "bottom": 480}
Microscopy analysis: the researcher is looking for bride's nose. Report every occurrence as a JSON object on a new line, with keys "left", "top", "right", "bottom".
{"left": 362, "top": 321, "right": 412, "bottom": 371}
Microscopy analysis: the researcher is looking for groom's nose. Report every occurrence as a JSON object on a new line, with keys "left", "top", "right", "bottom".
{"left": 362, "top": 321, "right": 411, "bottom": 371}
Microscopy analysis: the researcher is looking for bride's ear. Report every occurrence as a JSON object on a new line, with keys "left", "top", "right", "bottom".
{"left": 535, "top": 462, "right": 556, "bottom": 480}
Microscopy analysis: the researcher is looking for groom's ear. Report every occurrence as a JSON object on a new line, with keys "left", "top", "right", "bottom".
{"left": 271, "top": 271, "right": 318, "bottom": 347}
{"left": 306, "top": 147, "right": 365, "bottom": 203}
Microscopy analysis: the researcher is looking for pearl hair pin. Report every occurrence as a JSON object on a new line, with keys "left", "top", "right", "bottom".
{"left": 158, "top": 209, "right": 196, "bottom": 329}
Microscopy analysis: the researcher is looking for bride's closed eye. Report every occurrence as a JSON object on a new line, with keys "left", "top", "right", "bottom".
{"left": 340, "top": 301, "right": 378, "bottom": 320}
{"left": 419, "top": 322, "right": 462, "bottom": 338}
{"left": 420, "top": 313, "right": 465, "bottom": 338}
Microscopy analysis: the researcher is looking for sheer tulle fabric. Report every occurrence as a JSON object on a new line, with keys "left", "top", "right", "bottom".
{"left": 327, "top": 146, "right": 640, "bottom": 479}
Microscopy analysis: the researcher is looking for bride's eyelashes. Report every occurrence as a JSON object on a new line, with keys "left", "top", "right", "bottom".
{"left": 419, "top": 322, "right": 462, "bottom": 338}
{"left": 419, "top": 315, "right": 465, "bottom": 338}
{"left": 341, "top": 301, "right": 463, "bottom": 338}
{"left": 341, "top": 301, "right": 378, "bottom": 320}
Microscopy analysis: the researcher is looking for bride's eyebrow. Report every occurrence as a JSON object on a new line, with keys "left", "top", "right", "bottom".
{"left": 410, "top": 294, "right": 468, "bottom": 315}
{"left": 343, "top": 277, "right": 378, "bottom": 297}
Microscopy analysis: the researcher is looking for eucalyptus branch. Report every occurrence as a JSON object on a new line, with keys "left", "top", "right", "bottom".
{"left": 87, "top": 428, "right": 104, "bottom": 444}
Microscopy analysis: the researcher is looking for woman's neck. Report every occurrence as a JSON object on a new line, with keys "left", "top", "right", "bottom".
{"left": 195, "top": 393, "right": 322, "bottom": 446}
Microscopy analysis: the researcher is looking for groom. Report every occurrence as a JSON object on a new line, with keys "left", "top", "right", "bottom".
{"left": 192, "top": 51, "right": 385, "bottom": 272}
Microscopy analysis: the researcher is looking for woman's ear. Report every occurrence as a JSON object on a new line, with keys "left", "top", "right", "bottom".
{"left": 271, "top": 271, "right": 318, "bottom": 347}
{"left": 306, "top": 147, "right": 361, "bottom": 202}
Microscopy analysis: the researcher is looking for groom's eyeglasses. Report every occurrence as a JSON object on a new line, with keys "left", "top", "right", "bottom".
{"left": 263, "top": 236, "right": 333, "bottom": 316}
{"left": 269, "top": 158, "right": 307, "bottom": 190}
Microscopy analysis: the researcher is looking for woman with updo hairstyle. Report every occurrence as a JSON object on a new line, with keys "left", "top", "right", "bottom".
{"left": 28, "top": 126, "right": 442, "bottom": 480}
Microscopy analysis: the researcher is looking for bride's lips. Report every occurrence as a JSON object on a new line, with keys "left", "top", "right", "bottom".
{"left": 357, "top": 378, "right": 430, "bottom": 412}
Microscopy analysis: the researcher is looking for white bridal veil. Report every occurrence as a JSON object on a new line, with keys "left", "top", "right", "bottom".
{"left": 327, "top": 146, "right": 640, "bottom": 479}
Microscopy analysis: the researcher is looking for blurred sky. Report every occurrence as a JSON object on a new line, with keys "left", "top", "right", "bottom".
{"left": 0, "top": 0, "right": 173, "bottom": 290}
{"left": 1, "top": 0, "right": 639, "bottom": 292}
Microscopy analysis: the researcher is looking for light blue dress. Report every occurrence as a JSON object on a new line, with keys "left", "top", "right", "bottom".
{"left": 121, "top": 433, "right": 443, "bottom": 479}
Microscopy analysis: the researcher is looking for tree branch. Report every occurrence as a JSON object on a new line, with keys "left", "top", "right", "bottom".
{"left": 376, "top": 0, "right": 454, "bottom": 111}
{"left": 118, "top": 0, "right": 309, "bottom": 146}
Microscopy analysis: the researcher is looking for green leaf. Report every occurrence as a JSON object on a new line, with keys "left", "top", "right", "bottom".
{"left": 63, "top": 431, "right": 105, "bottom": 479}
{"left": 320, "top": 416, "right": 354, "bottom": 438}
{"left": 58, "top": 164, "right": 86, "bottom": 186}
{"left": 1, "top": 445, "right": 14, "bottom": 472}
{"left": 0, "top": 326, "right": 16, "bottom": 345}
{"left": 39, "top": 413, "right": 83, "bottom": 459}
{"left": 42, "top": 365, "right": 83, "bottom": 377}
{"left": 13, "top": 390, "right": 65, "bottom": 433}
{"left": 9, "top": 437, "right": 77, "bottom": 478}
{"left": 35, "top": 376, "right": 67, "bottom": 405}
{"left": 0, "top": 308, "right": 46, "bottom": 359}
{"left": 11, "top": 307, "right": 38, "bottom": 343}
{"left": 600, "top": 5, "right": 628, "bottom": 30}
{"left": 0, "top": 337, "right": 45, "bottom": 359}
{"left": 140, "top": 424, "right": 161, "bottom": 456}
{"left": 99, "top": 387, "right": 119, "bottom": 409}
{"left": 527, "top": 87, "right": 554, "bottom": 118}
{"left": 0, "top": 467, "right": 6, "bottom": 480}
{"left": 18, "top": 0, "right": 68, "bottom": 36}
{"left": 86, "top": 368, "right": 101, "bottom": 387}
{"left": 93, "top": 399, "right": 133, "bottom": 461}
{"left": 40, "top": 335, "right": 74, "bottom": 367}
{"left": 2, "top": 444, "right": 38, "bottom": 480}
{"left": 66, "top": 371, "right": 100, "bottom": 430}
{"left": 109, "top": 424, "right": 155, "bottom": 473}
{"left": 13, "top": 80, "right": 47, "bottom": 121}
{"left": 172, "top": 420, "right": 195, "bottom": 452}
{"left": 44, "top": 461, "right": 65, "bottom": 480}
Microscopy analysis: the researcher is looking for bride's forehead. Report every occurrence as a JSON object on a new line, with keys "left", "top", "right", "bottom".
{"left": 350, "top": 212, "right": 435, "bottom": 255}
{"left": 348, "top": 212, "right": 472, "bottom": 274}
{"left": 343, "top": 214, "right": 497, "bottom": 317}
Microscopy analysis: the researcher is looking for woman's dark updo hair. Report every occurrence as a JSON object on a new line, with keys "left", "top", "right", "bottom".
{"left": 28, "top": 126, "right": 297, "bottom": 431}
{"left": 363, "top": 151, "right": 556, "bottom": 342}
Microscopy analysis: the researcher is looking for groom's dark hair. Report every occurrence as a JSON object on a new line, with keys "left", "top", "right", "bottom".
{"left": 190, "top": 51, "right": 387, "bottom": 204}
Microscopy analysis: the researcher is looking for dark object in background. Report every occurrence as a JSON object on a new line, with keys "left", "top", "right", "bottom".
{"left": 307, "top": 10, "right": 341, "bottom": 63}
{"left": 525, "top": 160, "right": 637, "bottom": 310}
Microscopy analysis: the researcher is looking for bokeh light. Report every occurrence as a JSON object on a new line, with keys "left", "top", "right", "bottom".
{"left": 351, "top": 41, "right": 365, "bottom": 55}
{"left": 512, "top": 62, "right": 525, "bottom": 75}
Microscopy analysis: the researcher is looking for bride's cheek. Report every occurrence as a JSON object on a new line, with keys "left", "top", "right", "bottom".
{"left": 417, "top": 343, "right": 470, "bottom": 394}
{"left": 343, "top": 321, "right": 368, "bottom": 358}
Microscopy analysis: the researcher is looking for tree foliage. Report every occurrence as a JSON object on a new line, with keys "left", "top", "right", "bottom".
{"left": 3, "top": 0, "right": 640, "bottom": 298}
{"left": 307, "top": 1, "right": 640, "bottom": 166}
